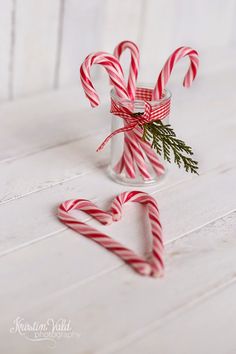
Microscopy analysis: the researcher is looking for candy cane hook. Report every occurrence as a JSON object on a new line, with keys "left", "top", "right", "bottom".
{"left": 152, "top": 46, "right": 199, "bottom": 100}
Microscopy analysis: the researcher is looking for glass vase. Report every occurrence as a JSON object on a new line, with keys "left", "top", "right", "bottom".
{"left": 108, "top": 85, "right": 171, "bottom": 186}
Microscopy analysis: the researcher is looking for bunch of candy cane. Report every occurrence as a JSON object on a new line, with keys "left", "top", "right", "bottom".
{"left": 80, "top": 43, "right": 199, "bottom": 180}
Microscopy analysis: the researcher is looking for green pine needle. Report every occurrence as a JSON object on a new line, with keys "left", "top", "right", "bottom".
{"left": 142, "top": 120, "right": 199, "bottom": 174}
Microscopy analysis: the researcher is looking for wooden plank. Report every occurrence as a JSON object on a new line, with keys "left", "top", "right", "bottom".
{"left": 139, "top": 1, "right": 236, "bottom": 83}
{"left": 0, "top": 0, "right": 13, "bottom": 100}
{"left": 0, "top": 87, "right": 108, "bottom": 163}
{"left": 0, "top": 128, "right": 110, "bottom": 204}
{"left": 0, "top": 82, "right": 235, "bottom": 252}
{"left": 12, "top": 0, "right": 60, "bottom": 98}
{"left": 138, "top": 0, "right": 177, "bottom": 83}
{"left": 114, "top": 279, "right": 236, "bottom": 354}
{"left": 0, "top": 50, "right": 235, "bottom": 353}
{"left": 102, "top": 0, "right": 143, "bottom": 49}
{"left": 0, "top": 155, "right": 236, "bottom": 254}
{"left": 0, "top": 166, "right": 235, "bottom": 315}
{"left": 172, "top": 0, "right": 236, "bottom": 49}
{"left": 0, "top": 97, "right": 235, "bottom": 205}
{"left": 0, "top": 211, "right": 235, "bottom": 353}
{"left": 0, "top": 64, "right": 235, "bottom": 162}
{"left": 58, "top": 0, "right": 105, "bottom": 87}
{"left": 100, "top": 0, "right": 144, "bottom": 83}
{"left": 1, "top": 67, "right": 236, "bottom": 203}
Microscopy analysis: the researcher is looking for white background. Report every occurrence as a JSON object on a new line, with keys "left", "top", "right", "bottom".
{"left": 0, "top": 0, "right": 236, "bottom": 101}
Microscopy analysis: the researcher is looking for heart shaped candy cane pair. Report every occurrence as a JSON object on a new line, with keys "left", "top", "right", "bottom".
{"left": 58, "top": 191, "right": 164, "bottom": 277}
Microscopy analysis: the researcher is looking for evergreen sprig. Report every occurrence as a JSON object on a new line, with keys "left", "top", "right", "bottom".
{"left": 141, "top": 120, "right": 198, "bottom": 174}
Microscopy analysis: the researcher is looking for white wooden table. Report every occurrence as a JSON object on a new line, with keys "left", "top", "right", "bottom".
{"left": 0, "top": 52, "right": 236, "bottom": 354}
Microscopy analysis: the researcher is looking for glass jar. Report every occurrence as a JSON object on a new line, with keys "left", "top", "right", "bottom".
{"left": 108, "top": 85, "right": 171, "bottom": 186}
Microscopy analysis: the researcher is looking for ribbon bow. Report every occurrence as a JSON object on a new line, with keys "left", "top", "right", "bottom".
{"left": 96, "top": 97, "right": 171, "bottom": 152}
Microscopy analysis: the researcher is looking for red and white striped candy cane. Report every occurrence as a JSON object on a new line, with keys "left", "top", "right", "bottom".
{"left": 80, "top": 51, "right": 129, "bottom": 107}
{"left": 112, "top": 41, "right": 165, "bottom": 179}
{"left": 58, "top": 191, "right": 164, "bottom": 277}
{"left": 80, "top": 50, "right": 162, "bottom": 181}
{"left": 152, "top": 46, "right": 199, "bottom": 100}
{"left": 113, "top": 40, "right": 150, "bottom": 178}
{"left": 113, "top": 41, "right": 148, "bottom": 178}
{"left": 111, "top": 191, "right": 164, "bottom": 277}
{"left": 133, "top": 126, "right": 165, "bottom": 176}
{"left": 80, "top": 51, "right": 139, "bottom": 179}
{"left": 113, "top": 40, "right": 139, "bottom": 100}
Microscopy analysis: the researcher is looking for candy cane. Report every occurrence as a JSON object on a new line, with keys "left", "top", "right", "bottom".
{"left": 58, "top": 191, "right": 164, "bottom": 277}
{"left": 125, "top": 131, "right": 152, "bottom": 180}
{"left": 133, "top": 127, "right": 165, "bottom": 176}
{"left": 152, "top": 46, "right": 199, "bottom": 100}
{"left": 80, "top": 51, "right": 129, "bottom": 107}
{"left": 111, "top": 191, "right": 164, "bottom": 276}
{"left": 112, "top": 41, "right": 165, "bottom": 179}
{"left": 80, "top": 50, "right": 154, "bottom": 180}
{"left": 113, "top": 41, "right": 146, "bottom": 178}
{"left": 113, "top": 40, "right": 139, "bottom": 100}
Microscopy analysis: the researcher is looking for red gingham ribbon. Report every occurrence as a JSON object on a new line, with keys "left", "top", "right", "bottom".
{"left": 97, "top": 87, "right": 171, "bottom": 152}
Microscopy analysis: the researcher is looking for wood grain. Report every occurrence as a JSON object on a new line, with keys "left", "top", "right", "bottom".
{"left": 102, "top": 0, "right": 144, "bottom": 49}
{"left": 58, "top": 0, "right": 105, "bottom": 87}
{"left": 0, "top": 1, "right": 235, "bottom": 99}
{"left": 0, "top": 48, "right": 235, "bottom": 354}
{"left": 0, "top": 87, "right": 108, "bottom": 163}
{"left": 0, "top": 70, "right": 235, "bottom": 205}
{"left": 12, "top": 0, "right": 60, "bottom": 97}
{"left": 112, "top": 281, "right": 236, "bottom": 354}
{"left": 0, "top": 211, "right": 235, "bottom": 353}
{"left": 138, "top": 0, "right": 177, "bottom": 83}
{"left": 0, "top": 0, "right": 13, "bottom": 100}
